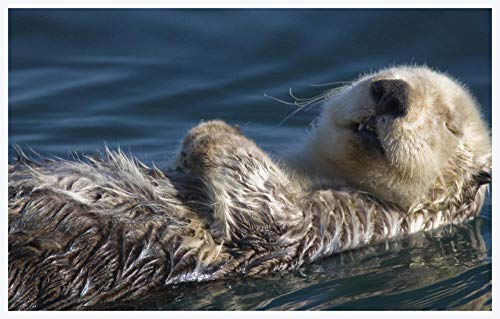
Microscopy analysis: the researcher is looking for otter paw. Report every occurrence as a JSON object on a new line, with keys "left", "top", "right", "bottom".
{"left": 175, "top": 120, "right": 243, "bottom": 175}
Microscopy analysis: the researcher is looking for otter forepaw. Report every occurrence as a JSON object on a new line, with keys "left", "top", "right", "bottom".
{"left": 174, "top": 120, "right": 243, "bottom": 175}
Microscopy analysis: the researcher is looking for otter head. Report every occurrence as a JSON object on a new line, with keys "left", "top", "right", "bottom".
{"left": 309, "top": 66, "right": 491, "bottom": 210}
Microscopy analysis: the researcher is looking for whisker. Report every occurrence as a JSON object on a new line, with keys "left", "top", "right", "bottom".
{"left": 289, "top": 88, "right": 311, "bottom": 102}
{"left": 279, "top": 105, "right": 309, "bottom": 126}
{"left": 309, "top": 81, "right": 353, "bottom": 87}
{"left": 263, "top": 93, "right": 297, "bottom": 106}
{"left": 265, "top": 83, "right": 351, "bottom": 126}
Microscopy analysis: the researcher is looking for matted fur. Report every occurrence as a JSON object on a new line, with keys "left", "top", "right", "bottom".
{"left": 8, "top": 66, "right": 491, "bottom": 310}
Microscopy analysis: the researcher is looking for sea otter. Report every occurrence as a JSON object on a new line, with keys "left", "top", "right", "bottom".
{"left": 8, "top": 65, "right": 491, "bottom": 310}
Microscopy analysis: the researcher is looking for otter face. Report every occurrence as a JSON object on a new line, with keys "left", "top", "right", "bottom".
{"left": 311, "top": 66, "right": 491, "bottom": 209}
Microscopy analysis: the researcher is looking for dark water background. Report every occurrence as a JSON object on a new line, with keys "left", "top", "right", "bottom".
{"left": 8, "top": 9, "right": 492, "bottom": 310}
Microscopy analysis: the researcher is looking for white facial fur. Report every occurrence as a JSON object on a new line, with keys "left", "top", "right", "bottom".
{"left": 299, "top": 65, "right": 491, "bottom": 209}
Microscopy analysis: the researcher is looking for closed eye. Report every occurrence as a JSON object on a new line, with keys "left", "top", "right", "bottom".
{"left": 445, "top": 121, "right": 462, "bottom": 137}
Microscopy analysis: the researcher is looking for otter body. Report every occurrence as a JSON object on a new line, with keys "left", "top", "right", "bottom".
{"left": 8, "top": 66, "right": 491, "bottom": 310}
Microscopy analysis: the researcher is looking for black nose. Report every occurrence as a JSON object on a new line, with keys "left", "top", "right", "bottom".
{"left": 370, "top": 79, "right": 409, "bottom": 117}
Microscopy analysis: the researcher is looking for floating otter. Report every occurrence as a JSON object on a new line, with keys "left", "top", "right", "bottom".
{"left": 8, "top": 66, "right": 491, "bottom": 310}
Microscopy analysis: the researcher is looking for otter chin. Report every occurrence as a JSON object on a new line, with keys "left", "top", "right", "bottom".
{"left": 286, "top": 66, "right": 491, "bottom": 211}
{"left": 8, "top": 65, "right": 491, "bottom": 310}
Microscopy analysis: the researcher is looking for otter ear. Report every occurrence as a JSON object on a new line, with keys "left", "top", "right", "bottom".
{"left": 475, "top": 170, "right": 492, "bottom": 186}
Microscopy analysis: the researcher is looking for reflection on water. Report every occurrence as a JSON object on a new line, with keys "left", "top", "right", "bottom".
{"left": 9, "top": 9, "right": 491, "bottom": 310}
{"left": 105, "top": 219, "right": 491, "bottom": 310}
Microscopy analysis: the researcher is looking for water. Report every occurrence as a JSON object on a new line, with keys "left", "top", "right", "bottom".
{"left": 8, "top": 9, "right": 492, "bottom": 310}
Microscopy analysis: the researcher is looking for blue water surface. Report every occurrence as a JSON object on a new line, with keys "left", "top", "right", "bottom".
{"left": 8, "top": 9, "right": 492, "bottom": 310}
